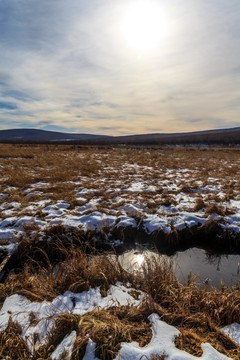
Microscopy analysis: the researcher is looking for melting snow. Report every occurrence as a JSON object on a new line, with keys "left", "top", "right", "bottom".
{"left": 144, "top": 214, "right": 171, "bottom": 234}
{"left": 1, "top": 164, "right": 240, "bottom": 256}
{"left": 76, "top": 188, "right": 92, "bottom": 196}
{"left": 221, "top": 323, "right": 240, "bottom": 345}
{"left": 83, "top": 314, "right": 232, "bottom": 360}
{"left": 50, "top": 331, "right": 77, "bottom": 360}
{"left": 0, "top": 285, "right": 235, "bottom": 359}
{"left": 0, "top": 283, "right": 144, "bottom": 352}
{"left": 127, "top": 181, "right": 145, "bottom": 192}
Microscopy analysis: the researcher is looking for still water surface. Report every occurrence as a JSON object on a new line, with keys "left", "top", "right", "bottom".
{"left": 118, "top": 248, "right": 240, "bottom": 289}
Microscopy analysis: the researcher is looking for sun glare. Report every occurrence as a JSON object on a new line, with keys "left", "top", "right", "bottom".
{"left": 122, "top": 2, "right": 168, "bottom": 53}
{"left": 135, "top": 254, "right": 144, "bottom": 266}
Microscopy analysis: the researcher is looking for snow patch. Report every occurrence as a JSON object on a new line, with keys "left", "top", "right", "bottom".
{"left": 0, "top": 283, "right": 143, "bottom": 352}
{"left": 221, "top": 323, "right": 240, "bottom": 345}
{"left": 50, "top": 331, "right": 76, "bottom": 360}
{"left": 144, "top": 214, "right": 171, "bottom": 234}
{"left": 84, "top": 314, "right": 231, "bottom": 360}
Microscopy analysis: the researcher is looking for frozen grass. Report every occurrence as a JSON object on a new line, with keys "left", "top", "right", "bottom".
{"left": 0, "top": 144, "right": 240, "bottom": 269}
{"left": 0, "top": 242, "right": 240, "bottom": 359}
{"left": 0, "top": 144, "right": 240, "bottom": 359}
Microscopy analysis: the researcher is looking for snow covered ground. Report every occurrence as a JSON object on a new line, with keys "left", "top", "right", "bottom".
{"left": 0, "top": 283, "right": 144, "bottom": 353}
{"left": 222, "top": 323, "right": 240, "bottom": 346}
{"left": 0, "top": 283, "right": 238, "bottom": 359}
{"left": 0, "top": 154, "right": 240, "bottom": 256}
{"left": 0, "top": 146, "right": 240, "bottom": 359}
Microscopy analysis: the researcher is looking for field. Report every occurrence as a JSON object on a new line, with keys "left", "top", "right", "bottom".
{"left": 0, "top": 144, "right": 240, "bottom": 359}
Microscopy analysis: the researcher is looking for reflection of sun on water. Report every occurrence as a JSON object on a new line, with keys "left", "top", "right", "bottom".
{"left": 119, "top": 250, "right": 166, "bottom": 273}
{"left": 135, "top": 254, "right": 144, "bottom": 266}
{"left": 122, "top": 1, "right": 168, "bottom": 53}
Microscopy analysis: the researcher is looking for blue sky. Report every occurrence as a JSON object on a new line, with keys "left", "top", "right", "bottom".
{"left": 0, "top": 0, "right": 239, "bottom": 135}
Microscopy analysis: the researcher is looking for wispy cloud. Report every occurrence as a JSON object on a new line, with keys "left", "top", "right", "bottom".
{"left": 0, "top": 0, "right": 239, "bottom": 134}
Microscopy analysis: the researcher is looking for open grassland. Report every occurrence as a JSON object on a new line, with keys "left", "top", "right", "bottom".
{"left": 0, "top": 144, "right": 240, "bottom": 359}
{"left": 0, "top": 144, "right": 240, "bottom": 256}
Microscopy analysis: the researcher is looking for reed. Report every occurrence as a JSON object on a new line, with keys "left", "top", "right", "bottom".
{"left": 1, "top": 242, "right": 240, "bottom": 359}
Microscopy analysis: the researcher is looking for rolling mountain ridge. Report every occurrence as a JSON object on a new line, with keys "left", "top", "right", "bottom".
{"left": 0, "top": 127, "right": 240, "bottom": 145}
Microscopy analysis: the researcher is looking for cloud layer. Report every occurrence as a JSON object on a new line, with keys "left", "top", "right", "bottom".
{"left": 0, "top": 0, "right": 239, "bottom": 135}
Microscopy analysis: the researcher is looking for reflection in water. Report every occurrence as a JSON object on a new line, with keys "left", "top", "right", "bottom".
{"left": 174, "top": 248, "right": 240, "bottom": 288}
{"left": 118, "top": 248, "right": 240, "bottom": 289}
{"left": 119, "top": 250, "right": 171, "bottom": 275}
{"left": 120, "top": 251, "right": 156, "bottom": 273}
{"left": 135, "top": 254, "right": 144, "bottom": 266}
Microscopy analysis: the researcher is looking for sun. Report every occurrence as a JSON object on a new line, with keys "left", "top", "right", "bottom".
{"left": 122, "top": 2, "right": 168, "bottom": 53}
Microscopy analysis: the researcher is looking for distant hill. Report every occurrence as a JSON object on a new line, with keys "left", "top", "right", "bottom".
{"left": 0, "top": 126, "right": 240, "bottom": 145}
{"left": 0, "top": 128, "right": 112, "bottom": 142}
{"left": 113, "top": 127, "right": 240, "bottom": 145}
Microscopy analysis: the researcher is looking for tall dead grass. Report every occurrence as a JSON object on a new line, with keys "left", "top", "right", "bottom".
{"left": 0, "top": 144, "right": 240, "bottom": 358}
{"left": 1, "top": 240, "right": 240, "bottom": 359}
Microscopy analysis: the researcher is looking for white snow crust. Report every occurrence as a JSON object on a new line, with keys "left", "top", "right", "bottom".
{"left": 0, "top": 283, "right": 144, "bottom": 352}
{"left": 0, "top": 285, "right": 236, "bottom": 359}
{"left": 221, "top": 323, "right": 240, "bottom": 345}
{"left": 1, "top": 163, "right": 240, "bottom": 256}
{"left": 83, "top": 313, "right": 232, "bottom": 360}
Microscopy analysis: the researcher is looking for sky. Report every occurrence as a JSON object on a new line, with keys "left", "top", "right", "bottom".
{"left": 0, "top": 0, "right": 239, "bottom": 135}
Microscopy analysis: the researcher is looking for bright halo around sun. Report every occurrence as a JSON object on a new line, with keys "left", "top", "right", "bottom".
{"left": 122, "top": 2, "right": 168, "bottom": 53}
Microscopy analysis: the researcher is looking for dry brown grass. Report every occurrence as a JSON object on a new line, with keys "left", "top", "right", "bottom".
{"left": 193, "top": 197, "right": 206, "bottom": 211}
{"left": 205, "top": 203, "right": 226, "bottom": 216}
{"left": 0, "top": 144, "right": 239, "bottom": 220}
{"left": 0, "top": 144, "right": 240, "bottom": 359}
{"left": 72, "top": 307, "right": 152, "bottom": 360}
{"left": 1, "top": 237, "right": 133, "bottom": 303}
{"left": 4, "top": 167, "right": 35, "bottom": 188}
{"left": 1, "top": 241, "right": 240, "bottom": 359}
{"left": 0, "top": 318, "right": 32, "bottom": 359}
{"left": 0, "top": 317, "right": 54, "bottom": 359}
{"left": 175, "top": 327, "right": 239, "bottom": 359}
{"left": 0, "top": 144, "right": 239, "bottom": 187}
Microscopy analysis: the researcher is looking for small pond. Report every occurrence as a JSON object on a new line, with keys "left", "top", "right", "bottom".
{"left": 118, "top": 247, "right": 240, "bottom": 289}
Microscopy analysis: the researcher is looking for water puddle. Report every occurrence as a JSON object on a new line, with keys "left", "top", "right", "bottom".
{"left": 118, "top": 248, "right": 240, "bottom": 289}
